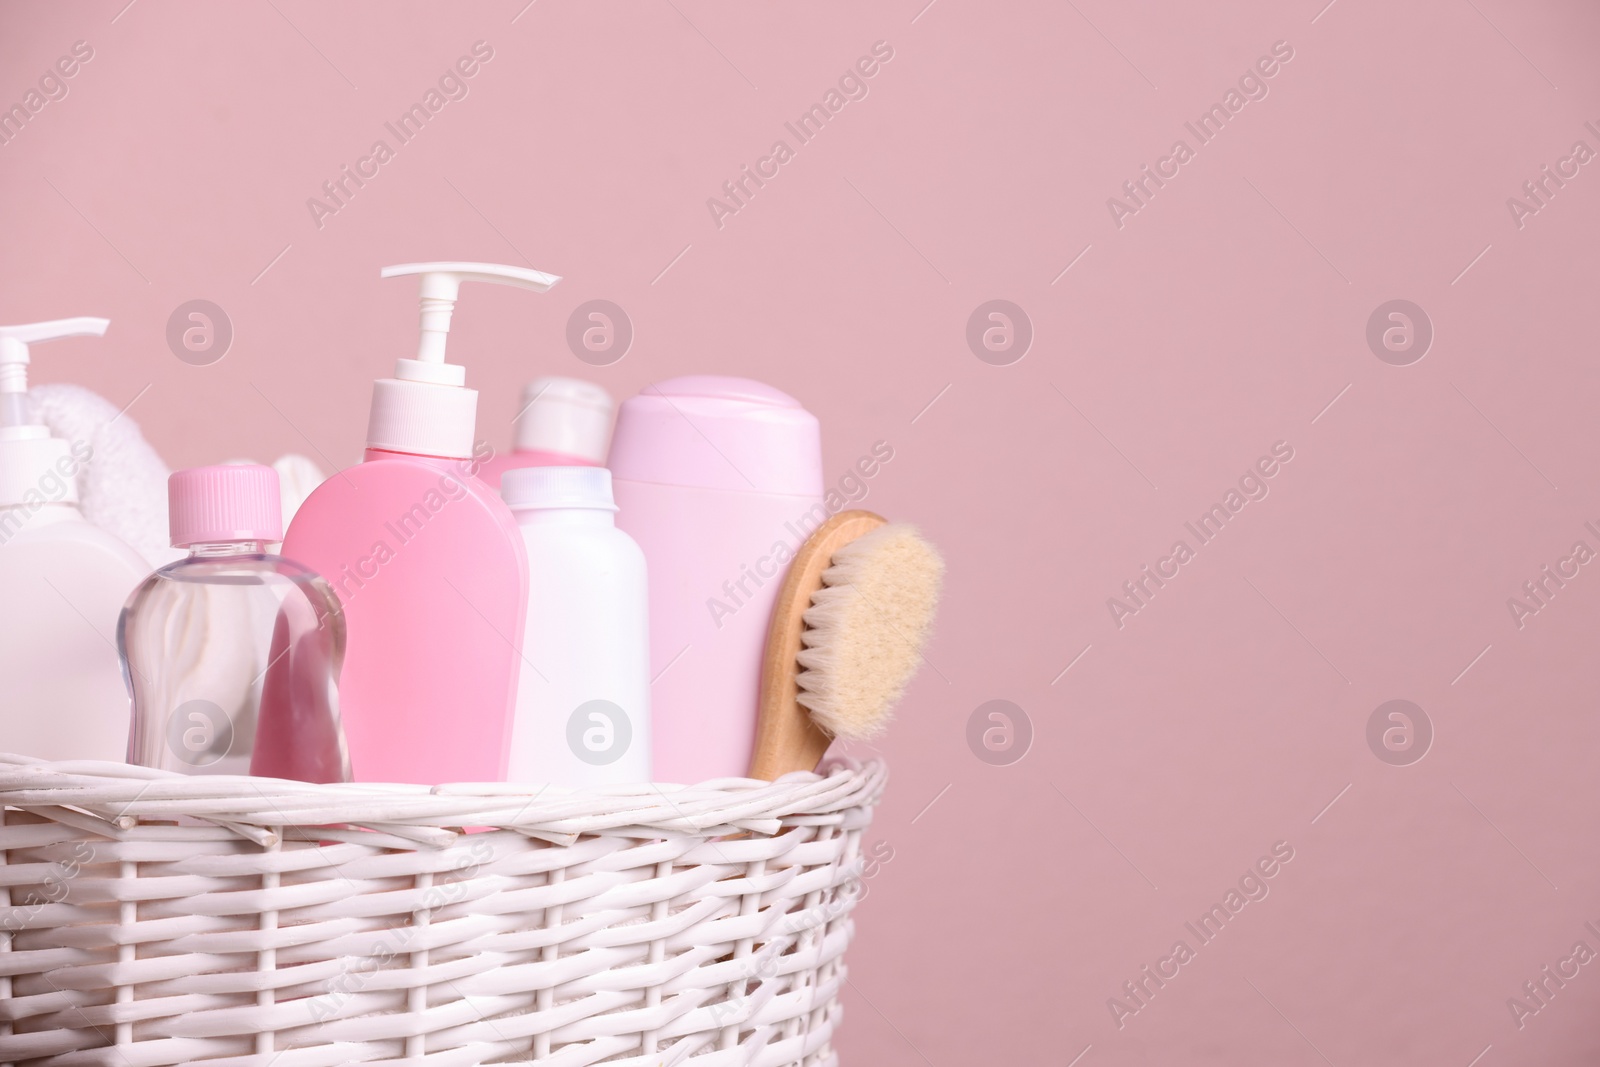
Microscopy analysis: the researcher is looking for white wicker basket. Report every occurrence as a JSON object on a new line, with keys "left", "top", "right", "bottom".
{"left": 0, "top": 754, "right": 886, "bottom": 1066}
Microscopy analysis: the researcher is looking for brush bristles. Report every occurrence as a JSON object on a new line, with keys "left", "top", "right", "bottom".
{"left": 795, "top": 523, "right": 944, "bottom": 741}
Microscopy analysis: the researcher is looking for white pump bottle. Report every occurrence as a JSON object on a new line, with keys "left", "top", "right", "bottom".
{"left": 0, "top": 318, "right": 150, "bottom": 761}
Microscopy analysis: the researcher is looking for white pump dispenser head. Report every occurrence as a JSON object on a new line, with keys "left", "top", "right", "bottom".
{"left": 0, "top": 317, "right": 108, "bottom": 507}
{"left": 371, "top": 262, "right": 560, "bottom": 459}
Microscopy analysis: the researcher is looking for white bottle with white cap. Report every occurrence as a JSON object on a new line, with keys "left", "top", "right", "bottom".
{"left": 281, "top": 262, "right": 559, "bottom": 785}
{"left": 477, "top": 377, "right": 613, "bottom": 488}
{"left": 0, "top": 318, "right": 150, "bottom": 761}
{"left": 502, "top": 466, "right": 650, "bottom": 785}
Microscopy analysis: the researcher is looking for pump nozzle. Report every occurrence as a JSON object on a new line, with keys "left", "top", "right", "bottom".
{"left": 0, "top": 317, "right": 108, "bottom": 508}
{"left": 0, "top": 318, "right": 109, "bottom": 438}
{"left": 380, "top": 263, "right": 559, "bottom": 385}
{"left": 367, "top": 262, "right": 560, "bottom": 460}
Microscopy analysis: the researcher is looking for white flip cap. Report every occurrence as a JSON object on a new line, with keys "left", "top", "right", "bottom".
{"left": 513, "top": 377, "right": 613, "bottom": 461}
{"left": 369, "top": 262, "right": 561, "bottom": 458}
{"left": 501, "top": 464, "right": 617, "bottom": 512}
{"left": 0, "top": 317, "right": 109, "bottom": 507}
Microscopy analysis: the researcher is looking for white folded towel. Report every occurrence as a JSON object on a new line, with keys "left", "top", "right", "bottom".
{"left": 29, "top": 383, "right": 326, "bottom": 566}
{"left": 30, "top": 383, "right": 177, "bottom": 566}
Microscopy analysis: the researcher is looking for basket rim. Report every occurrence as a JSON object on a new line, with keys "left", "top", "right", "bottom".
{"left": 0, "top": 754, "right": 887, "bottom": 848}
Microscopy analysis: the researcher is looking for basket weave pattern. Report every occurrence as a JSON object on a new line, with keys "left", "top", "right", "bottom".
{"left": 0, "top": 756, "right": 885, "bottom": 1066}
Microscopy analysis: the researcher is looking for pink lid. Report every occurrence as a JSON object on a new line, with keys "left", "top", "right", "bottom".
{"left": 607, "top": 376, "right": 824, "bottom": 496}
{"left": 168, "top": 464, "right": 283, "bottom": 547}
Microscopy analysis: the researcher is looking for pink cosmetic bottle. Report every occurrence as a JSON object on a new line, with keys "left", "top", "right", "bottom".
{"left": 608, "top": 376, "right": 824, "bottom": 784}
{"left": 280, "top": 261, "right": 558, "bottom": 784}
{"left": 476, "top": 377, "right": 612, "bottom": 489}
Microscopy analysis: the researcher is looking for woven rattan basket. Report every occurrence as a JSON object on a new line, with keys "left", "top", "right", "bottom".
{"left": 0, "top": 754, "right": 885, "bottom": 1066}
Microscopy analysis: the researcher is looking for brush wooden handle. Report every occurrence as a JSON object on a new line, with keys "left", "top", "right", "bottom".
{"left": 749, "top": 509, "right": 888, "bottom": 781}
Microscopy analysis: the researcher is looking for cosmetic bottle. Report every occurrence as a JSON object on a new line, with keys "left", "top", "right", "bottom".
{"left": 608, "top": 376, "right": 823, "bottom": 783}
{"left": 120, "top": 465, "right": 349, "bottom": 781}
{"left": 477, "top": 377, "right": 612, "bottom": 488}
{"left": 0, "top": 318, "right": 150, "bottom": 761}
{"left": 281, "top": 262, "right": 556, "bottom": 784}
{"left": 503, "top": 466, "right": 650, "bottom": 785}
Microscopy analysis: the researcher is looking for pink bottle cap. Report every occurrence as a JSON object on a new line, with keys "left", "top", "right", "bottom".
{"left": 607, "top": 375, "right": 824, "bottom": 496}
{"left": 168, "top": 464, "right": 283, "bottom": 547}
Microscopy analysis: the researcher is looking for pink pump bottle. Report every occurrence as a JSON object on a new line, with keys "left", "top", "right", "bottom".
{"left": 608, "top": 377, "right": 824, "bottom": 784}
{"left": 476, "top": 377, "right": 613, "bottom": 489}
{"left": 280, "top": 261, "right": 558, "bottom": 784}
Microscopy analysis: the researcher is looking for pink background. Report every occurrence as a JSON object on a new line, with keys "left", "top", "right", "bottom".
{"left": 5, "top": 0, "right": 1600, "bottom": 1061}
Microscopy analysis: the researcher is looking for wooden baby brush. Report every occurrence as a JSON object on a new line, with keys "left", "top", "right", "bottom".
{"left": 748, "top": 509, "right": 944, "bottom": 781}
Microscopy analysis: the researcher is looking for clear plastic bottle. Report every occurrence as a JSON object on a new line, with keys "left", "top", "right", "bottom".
{"left": 119, "top": 464, "right": 350, "bottom": 782}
